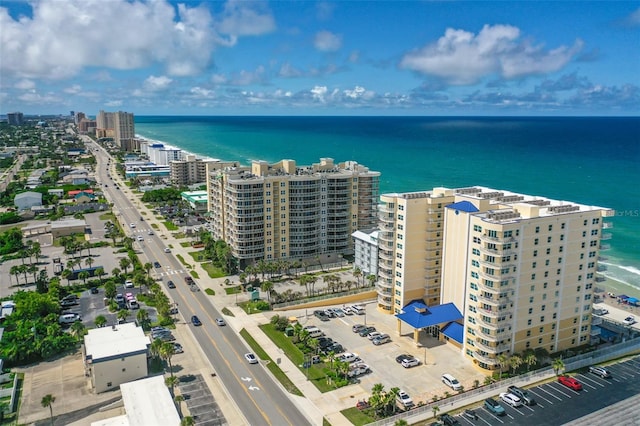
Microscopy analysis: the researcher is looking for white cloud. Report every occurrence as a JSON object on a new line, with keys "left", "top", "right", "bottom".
{"left": 211, "top": 74, "right": 227, "bottom": 84}
{"left": 400, "top": 24, "right": 583, "bottom": 85}
{"left": 190, "top": 87, "right": 215, "bottom": 98}
{"left": 311, "top": 85, "right": 328, "bottom": 102}
{"left": 230, "top": 66, "right": 266, "bottom": 85}
{"left": 15, "top": 79, "right": 35, "bottom": 90}
{"left": 343, "top": 86, "right": 374, "bottom": 100}
{"left": 105, "top": 100, "right": 123, "bottom": 107}
{"left": 144, "top": 75, "right": 173, "bottom": 91}
{"left": 625, "top": 8, "right": 640, "bottom": 26}
{"left": 279, "top": 63, "right": 302, "bottom": 78}
{"left": 314, "top": 30, "right": 342, "bottom": 52}
{"left": 64, "top": 84, "right": 82, "bottom": 94}
{"left": 0, "top": 0, "right": 275, "bottom": 80}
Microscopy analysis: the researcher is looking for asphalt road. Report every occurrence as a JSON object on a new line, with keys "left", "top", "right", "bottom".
{"left": 85, "top": 137, "right": 311, "bottom": 425}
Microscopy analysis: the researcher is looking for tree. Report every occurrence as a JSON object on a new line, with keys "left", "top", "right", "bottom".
{"left": 367, "top": 274, "right": 377, "bottom": 287}
{"left": 160, "top": 341, "right": 176, "bottom": 377}
{"left": 9, "top": 265, "right": 19, "bottom": 286}
{"left": 104, "top": 281, "right": 117, "bottom": 300}
{"left": 70, "top": 321, "right": 86, "bottom": 341}
{"left": 432, "top": 405, "right": 440, "bottom": 419}
{"left": 117, "top": 309, "right": 129, "bottom": 323}
{"left": 61, "top": 268, "right": 73, "bottom": 285}
{"left": 136, "top": 309, "right": 151, "bottom": 330}
{"left": 180, "top": 417, "right": 195, "bottom": 426}
{"left": 119, "top": 258, "right": 131, "bottom": 275}
{"left": 165, "top": 375, "right": 180, "bottom": 395}
{"left": 85, "top": 256, "right": 95, "bottom": 270}
{"left": 368, "top": 383, "right": 386, "bottom": 418}
{"left": 150, "top": 338, "right": 165, "bottom": 361}
{"left": 497, "top": 353, "right": 508, "bottom": 379}
{"left": 95, "top": 267, "right": 105, "bottom": 285}
{"left": 353, "top": 267, "right": 362, "bottom": 287}
{"left": 144, "top": 262, "right": 153, "bottom": 278}
{"left": 174, "top": 394, "right": 185, "bottom": 417}
{"left": 261, "top": 280, "right": 274, "bottom": 303}
{"left": 78, "top": 271, "right": 90, "bottom": 285}
{"left": 552, "top": 358, "right": 565, "bottom": 376}
{"left": 41, "top": 394, "right": 56, "bottom": 426}
{"left": 509, "top": 354, "right": 523, "bottom": 375}
{"left": 394, "top": 420, "right": 408, "bottom": 426}
{"left": 524, "top": 353, "right": 537, "bottom": 372}
{"left": 95, "top": 315, "right": 107, "bottom": 328}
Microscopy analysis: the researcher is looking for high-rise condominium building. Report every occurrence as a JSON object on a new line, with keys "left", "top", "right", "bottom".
{"left": 113, "top": 111, "right": 135, "bottom": 150}
{"left": 170, "top": 155, "right": 237, "bottom": 186}
{"left": 378, "top": 186, "right": 613, "bottom": 371}
{"left": 7, "top": 112, "right": 24, "bottom": 126}
{"left": 208, "top": 158, "right": 379, "bottom": 268}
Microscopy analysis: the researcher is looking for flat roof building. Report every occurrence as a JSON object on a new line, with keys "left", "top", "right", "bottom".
{"left": 83, "top": 323, "right": 150, "bottom": 393}
{"left": 170, "top": 154, "right": 237, "bottom": 186}
{"left": 381, "top": 186, "right": 614, "bottom": 371}
{"left": 208, "top": 157, "right": 380, "bottom": 268}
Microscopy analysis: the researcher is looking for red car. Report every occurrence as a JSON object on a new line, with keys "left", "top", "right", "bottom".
{"left": 558, "top": 375, "right": 583, "bottom": 391}
{"left": 356, "top": 400, "right": 370, "bottom": 410}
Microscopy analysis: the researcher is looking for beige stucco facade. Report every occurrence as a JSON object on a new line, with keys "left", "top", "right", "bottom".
{"left": 378, "top": 186, "right": 613, "bottom": 372}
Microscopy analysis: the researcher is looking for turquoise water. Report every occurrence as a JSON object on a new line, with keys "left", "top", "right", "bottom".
{"left": 134, "top": 116, "right": 640, "bottom": 287}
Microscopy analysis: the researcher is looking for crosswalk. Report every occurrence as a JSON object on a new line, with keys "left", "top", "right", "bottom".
{"left": 157, "top": 269, "right": 187, "bottom": 277}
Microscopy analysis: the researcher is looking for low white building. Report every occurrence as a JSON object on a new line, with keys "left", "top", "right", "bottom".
{"left": 83, "top": 323, "right": 150, "bottom": 393}
{"left": 351, "top": 229, "right": 379, "bottom": 277}
{"left": 14, "top": 191, "right": 42, "bottom": 211}
{"left": 91, "top": 376, "right": 180, "bottom": 426}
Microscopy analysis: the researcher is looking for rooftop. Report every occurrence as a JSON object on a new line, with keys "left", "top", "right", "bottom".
{"left": 396, "top": 301, "right": 463, "bottom": 330}
{"left": 84, "top": 323, "right": 149, "bottom": 362}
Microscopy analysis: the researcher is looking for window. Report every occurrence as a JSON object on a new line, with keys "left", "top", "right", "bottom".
{"left": 547, "top": 236, "right": 552, "bottom": 243}
{"left": 398, "top": 214, "right": 404, "bottom": 220}
{"left": 526, "top": 330, "right": 531, "bottom": 337}
{"left": 528, "top": 308, "right": 533, "bottom": 314}
{"left": 540, "top": 316, "right": 545, "bottom": 323}
{"left": 561, "top": 223, "right": 566, "bottom": 229}
{"left": 533, "top": 250, "right": 538, "bottom": 257}
{"left": 548, "top": 224, "right": 553, "bottom": 231}
{"left": 532, "top": 262, "right": 537, "bottom": 268}
{"left": 535, "top": 226, "right": 540, "bottom": 233}
{"left": 527, "top": 319, "right": 532, "bottom": 325}
{"left": 534, "top": 238, "right": 539, "bottom": 245}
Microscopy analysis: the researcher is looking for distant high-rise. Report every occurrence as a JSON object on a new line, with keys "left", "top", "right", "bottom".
{"left": 7, "top": 112, "right": 24, "bottom": 126}
{"left": 74, "top": 112, "right": 86, "bottom": 125}
{"left": 113, "top": 111, "right": 135, "bottom": 149}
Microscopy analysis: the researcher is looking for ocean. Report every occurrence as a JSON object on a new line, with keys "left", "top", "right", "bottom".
{"left": 134, "top": 116, "right": 640, "bottom": 289}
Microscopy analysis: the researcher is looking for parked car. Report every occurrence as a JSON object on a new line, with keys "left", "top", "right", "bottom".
{"left": 395, "top": 354, "right": 412, "bottom": 363}
{"left": 442, "top": 373, "right": 462, "bottom": 391}
{"left": 343, "top": 306, "right": 355, "bottom": 315}
{"left": 130, "top": 223, "right": 136, "bottom": 228}
{"left": 148, "top": 230, "right": 154, "bottom": 235}
{"left": 624, "top": 316, "right": 636, "bottom": 325}
{"left": 355, "top": 400, "right": 370, "bottom": 410}
{"left": 164, "top": 247, "right": 171, "bottom": 253}
{"left": 215, "top": 318, "right": 226, "bottom": 326}
{"left": 507, "top": 385, "right": 536, "bottom": 405}
{"left": 191, "top": 315, "right": 202, "bottom": 326}
{"left": 396, "top": 390, "right": 414, "bottom": 409}
{"left": 463, "top": 409, "right": 478, "bottom": 420}
{"left": 440, "top": 413, "right": 459, "bottom": 425}
{"left": 154, "top": 261, "right": 161, "bottom": 268}
{"left": 90, "top": 287, "right": 99, "bottom": 294}
{"left": 367, "top": 331, "right": 382, "bottom": 340}
{"left": 484, "top": 398, "right": 506, "bottom": 416}
{"left": 373, "top": 334, "right": 391, "bottom": 345}
{"left": 588, "top": 365, "right": 611, "bottom": 378}
{"left": 558, "top": 375, "right": 583, "bottom": 391}
{"left": 333, "top": 308, "right": 346, "bottom": 317}
{"left": 499, "top": 392, "right": 522, "bottom": 407}
{"left": 245, "top": 353, "right": 258, "bottom": 364}
{"left": 401, "top": 357, "right": 420, "bottom": 368}
{"left": 352, "top": 324, "right": 366, "bottom": 333}
{"left": 359, "top": 326, "right": 376, "bottom": 337}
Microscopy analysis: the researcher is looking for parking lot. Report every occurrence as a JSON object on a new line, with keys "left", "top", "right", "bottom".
{"left": 285, "top": 302, "right": 485, "bottom": 405}
{"left": 442, "top": 356, "right": 640, "bottom": 425}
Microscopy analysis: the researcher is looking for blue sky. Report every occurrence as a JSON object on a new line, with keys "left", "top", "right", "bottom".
{"left": 1, "top": 0, "right": 639, "bottom": 116}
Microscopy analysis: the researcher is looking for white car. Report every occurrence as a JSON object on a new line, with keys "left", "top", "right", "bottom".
{"left": 245, "top": 353, "right": 258, "bottom": 364}
{"left": 401, "top": 357, "right": 420, "bottom": 368}
{"left": 164, "top": 247, "right": 171, "bottom": 253}
{"left": 624, "top": 316, "right": 636, "bottom": 326}
{"left": 124, "top": 280, "right": 134, "bottom": 288}
{"left": 396, "top": 390, "right": 414, "bottom": 408}
{"left": 137, "top": 235, "right": 144, "bottom": 241}
{"left": 499, "top": 392, "right": 523, "bottom": 407}
{"left": 130, "top": 223, "right": 136, "bottom": 228}
{"left": 148, "top": 230, "right": 154, "bottom": 235}
{"left": 367, "top": 331, "right": 382, "bottom": 340}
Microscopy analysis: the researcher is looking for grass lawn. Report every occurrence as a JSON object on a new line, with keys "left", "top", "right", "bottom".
{"left": 259, "top": 323, "right": 336, "bottom": 393}
{"left": 204, "top": 288, "right": 215, "bottom": 296}
{"left": 99, "top": 212, "right": 115, "bottom": 221}
{"left": 180, "top": 242, "right": 191, "bottom": 247}
{"left": 224, "top": 285, "right": 242, "bottom": 295}
{"left": 188, "top": 251, "right": 206, "bottom": 262}
{"left": 175, "top": 254, "right": 188, "bottom": 266}
{"left": 221, "top": 307, "right": 234, "bottom": 317}
{"left": 201, "top": 262, "right": 226, "bottom": 278}
{"left": 341, "top": 407, "right": 375, "bottom": 426}
{"left": 190, "top": 271, "right": 199, "bottom": 279}
{"left": 163, "top": 221, "right": 178, "bottom": 231}
{"left": 239, "top": 328, "right": 303, "bottom": 396}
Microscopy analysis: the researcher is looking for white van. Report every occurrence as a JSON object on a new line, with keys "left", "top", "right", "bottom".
{"left": 442, "top": 373, "right": 462, "bottom": 391}
{"left": 59, "top": 313, "right": 80, "bottom": 324}
{"left": 306, "top": 327, "right": 323, "bottom": 338}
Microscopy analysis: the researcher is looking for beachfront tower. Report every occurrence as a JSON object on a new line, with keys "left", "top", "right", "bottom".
{"left": 379, "top": 186, "right": 614, "bottom": 372}
{"left": 208, "top": 158, "right": 380, "bottom": 269}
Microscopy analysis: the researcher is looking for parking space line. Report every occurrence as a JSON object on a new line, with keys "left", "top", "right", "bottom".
{"left": 614, "top": 363, "right": 636, "bottom": 377}
{"left": 608, "top": 365, "right": 634, "bottom": 378}
{"left": 577, "top": 374, "right": 607, "bottom": 388}
{"left": 483, "top": 410, "right": 504, "bottom": 423}
{"left": 476, "top": 415, "right": 493, "bottom": 425}
{"left": 509, "top": 407, "right": 526, "bottom": 416}
{"left": 521, "top": 404, "right": 535, "bottom": 412}
{"left": 537, "top": 385, "right": 565, "bottom": 400}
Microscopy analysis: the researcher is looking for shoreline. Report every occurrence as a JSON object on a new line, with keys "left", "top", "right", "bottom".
{"left": 596, "top": 276, "right": 640, "bottom": 300}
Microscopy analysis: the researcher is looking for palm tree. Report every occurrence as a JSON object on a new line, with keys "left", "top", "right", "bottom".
{"left": 117, "top": 309, "right": 129, "bottom": 324}
{"left": 367, "top": 274, "right": 377, "bottom": 287}
{"left": 509, "top": 354, "right": 523, "bottom": 375}
{"left": 150, "top": 338, "right": 165, "bottom": 361}
{"left": 9, "top": 265, "right": 19, "bottom": 286}
{"left": 136, "top": 309, "right": 150, "bottom": 330}
{"left": 78, "top": 271, "right": 90, "bottom": 285}
{"left": 111, "top": 267, "right": 121, "bottom": 281}
{"left": 41, "top": 394, "right": 56, "bottom": 426}
{"left": 119, "top": 258, "right": 131, "bottom": 275}
{"left": 95, "top": 315, "right": 107, "bottom": 328}
{"left": 524, "top": 353, "right": 537, "bottom": 372}
{"left": 353, "top": 267, "right": 362, "bottom": 287}
{"left": 165, "top": 375, "right": 180, "bottom": 396}
{"left": 368, "top": 383, "right": 386, "bottom": 418}
{"left": 85, "top": 256, "right": 95, "bottom": 270}
{"left": 180, "top": 417, "right": 195, "bottom": 426}
{"left": 160, "top": 342, "right": 176, "bottom": 377}
{"left": 384, "top": 387, "right": 400, "bottom": 416}
{"left": 144, "top": 262, "right": 153, "bottom": 278}
{"left": 261, "top": 280, "right": 274, "bottom": 303}
{"left": 61, "top": 268, "right": 73, "bottom": 285}
{"left": 432, "top": 405, "right": 440, "bottom": 419}
{"left": 552, "top": 358, "right": 565, "bottom": 376}
{"left": 497, "top": 353, "right": 508, "bottom": 379}
{"left": 95, "top": 267, "right": 105, "bottom": 285}
{"left": 484, "top": 376, "right": 494, "bottom": 385}
{"left": 174, "top": 394, "right": 184, "bottom": 417}
{"left": 70, "top": 321, "right": 86, "bottom": 341}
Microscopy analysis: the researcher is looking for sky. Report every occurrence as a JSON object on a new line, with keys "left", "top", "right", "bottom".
{"left": 1, "top": 0, "right": 639, "bottom": 116}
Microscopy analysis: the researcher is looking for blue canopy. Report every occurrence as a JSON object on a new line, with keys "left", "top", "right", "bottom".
{"left": 395, "top": 301, "right": 463, "bottom": 329}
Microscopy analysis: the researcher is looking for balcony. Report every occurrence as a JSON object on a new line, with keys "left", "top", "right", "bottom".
{"left": 473, "top": 351, "right": 498, "bottom": 365}
{"left": 379, "top": 250, "right": 394, "bottom": 261}
{"left": 475, "top": 327, "right": 512, "bottom": 342}
{"left": 377, "top": 280, "right": 393, "bottom": 290}
{"left": 478, "top": 245, "right": 517, "bottom": 257}
{"left": 602, "top": 222, "right": 613, "bottom": 229}
{"left": 474, "top": 339, "right": 511, "bottom": 353}
{"left": 378, "top": 297, "right": 393, "bottom": 307}
{"left": 378, "top": 268, "right": 394, "bottom": 280}
{"left": 600, "top": 244, "right": 611, "bottom": 251}
{"left": 595, "top": 276, "right": 606, "bottom": 282}
{"left": 591, "top": 317, "right": 603, "bottom": 326}
{"left": 479, "top": 233, "right": 518, "bottom": 244}
{"left": 478, "top": 307, "right": 512, "bottom": 318}
{"left": 600, "top": 233, "right": 612, "bottom": 240}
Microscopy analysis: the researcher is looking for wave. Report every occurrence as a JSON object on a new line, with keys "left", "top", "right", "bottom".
{"left": 600, "top": 262, "right": 640, "bottom": 278}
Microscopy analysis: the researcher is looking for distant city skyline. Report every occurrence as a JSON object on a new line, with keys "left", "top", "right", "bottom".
{"left": 1, "top": 1, "right": 639, "bottom": 116}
